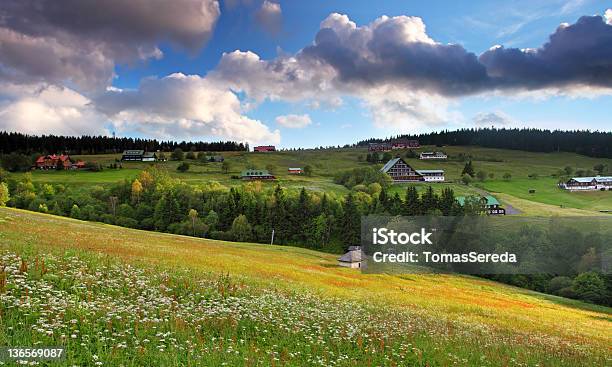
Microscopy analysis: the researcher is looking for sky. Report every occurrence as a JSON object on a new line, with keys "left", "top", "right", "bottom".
{"left": 0, "top": 0, "right": 611, "bottom": 148}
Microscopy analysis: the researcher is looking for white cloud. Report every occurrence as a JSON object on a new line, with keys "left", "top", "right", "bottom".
{"left": 255, "top": 1, "right": 282, "bottom": 35}
{"left": 473, "top": 111, "right": 514, "bottom": 126}
{"left": 0, "top": 83, "right": 109, "bottom": 136}
{"left": 275, "top": 114, "right": 312, "bottom": 128}
{"left": 605, "top": 9, "right": 612, "bottom": 25}
{"left": 94, "top": 73, "right": 280, "bottom": 145}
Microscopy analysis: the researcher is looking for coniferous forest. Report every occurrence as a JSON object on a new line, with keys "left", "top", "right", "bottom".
{"left": 357, "top": 128, "right": 612, "bottom": 158}
{"left": 0, "top": 131, "right": 248, "bottom": 155}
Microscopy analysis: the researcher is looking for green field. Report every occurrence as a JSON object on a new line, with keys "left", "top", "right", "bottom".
{"left": 0, "top": 207, "right": 610, "bottom": 366}
{"left": 23, "top": 145, "right": 612, "bottom": 213}
{"left": 484, "top": 178, "right": 612, "bottom": 212}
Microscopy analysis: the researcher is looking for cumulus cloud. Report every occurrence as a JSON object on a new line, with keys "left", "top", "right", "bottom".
{"left": 472, "top": 111, "right": 513, "bottom": 126}
{"left": 604, "top": 9, "right": 612, "bottom": 25}
{"left": 0, "top": 83, "right": 108, "bottom": 136}
{"left": 255, "top": 1, "right": 282, "bottom": 35}
{"left": 212, "top": 11, "right": 612, "bottom": 131}
{"left": 94, "top": 73, "right": 280, "bottom": 145}
{"left": 275, "top": 114, "right": 311, "bottom": 128}
{"left": 480, "top": 14, "right": 612, "bottom": 91}
{"left": 0, "top": 0, "right": 220, "bottom": 89}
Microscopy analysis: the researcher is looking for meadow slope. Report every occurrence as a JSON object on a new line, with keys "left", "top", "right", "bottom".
{"left": 1, "top": 208, "right": 610, "bottom": 366}
{"left": 24, "top": 145, "right": 612, "bottom": 213}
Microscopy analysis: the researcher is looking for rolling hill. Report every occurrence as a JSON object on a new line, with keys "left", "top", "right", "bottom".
{"left": 21, "top": 145, "right": 612, "bottom": 214}
{"left": 1, "top": 207, "right": 610, "bottom": 366}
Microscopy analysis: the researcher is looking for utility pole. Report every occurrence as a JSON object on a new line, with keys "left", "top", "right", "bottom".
{"left": 270, "top": 229, "right": 275, "bottom": 245}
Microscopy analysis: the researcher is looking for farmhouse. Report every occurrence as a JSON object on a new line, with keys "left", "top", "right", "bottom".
{"left": 368, "top": 142, "right": 391, "bottom": 152}
{"left": 419, "top": 151, "right": 447, "bottom": 160}
{"left": 338, "top": 246, "right": 363, "bottom": 268}
{"left": 560, "top": 176, "right": 612, "bottom": 191}
{"left": 240, "top": 169, "right": 276, "bottom": 180}
{"left": 380, "top": 158, "right": 445, "bottom": 182}
{"left": 288, "top": 167, "right": 303, "bottom": 175}
{"left": 392, "top": 139, "right": 420, "bottom": 149}
{"left": 457, "top": 195, "right": 506, "bottom": 215}
{"left": 120, "top": 150, "right": 157, "bottom": 162}
{"left": 34, "top": 154, "right": 85, "bottom": 170}
{"left": 254, "top": 145, "right": 276, "bottom": 152}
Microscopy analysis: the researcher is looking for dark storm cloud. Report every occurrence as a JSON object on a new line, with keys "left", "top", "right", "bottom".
{"left": 0, "top": 0, "right": 220, "bottom": 51}
{"left": 295, "top": 13, "right": 612, "bottom": 96}
{"left": 480, "top": 14, "right": 612, "bottom": 90}
{"left": 0, "top": 0, "right": 221, "bottom": 89}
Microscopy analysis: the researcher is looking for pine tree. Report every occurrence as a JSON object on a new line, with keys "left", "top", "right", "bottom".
{"left": 341, "top": 192, "right": 361, "bottom": 247}
{"left": 403, "top": 186, "right": 420, "bottom": 216}
{"left": 421, "top": 186, "right": 439, "bottom": 214}
{"left": 439, "top": 187, "right": 456, "bottom": 216}
{"left": 462, "top": 160, "right": 475, "bottom": 177}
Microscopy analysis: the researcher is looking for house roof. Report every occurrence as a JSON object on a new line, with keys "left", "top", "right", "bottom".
{"left": 416, "top": 169, "right": 444, "bottom": 174}
{"left": 484, "top": 195, "right": 500, "bottom": 206}
{"left": 456, "top": 195, "right": 500, "bottom": 207}
{"left": 241, "top": 169, "right": 272, "bottom": 176}
{"left": 142, "top": 152, "right": 156, "bottom": 158}
{"left": 123, "top": 150, "right": 144, "bottom": 155}
{"left": 380, "top": 157, "right": 402, "bottom": 173}
{"left": 288, "top": 167, "right": 302, "bottom": 170}
{"left": 569, "top": 176, "right": 612, "bottom": 183}
{"left": 338, "top": 248, "right": 363, "bottom": 263}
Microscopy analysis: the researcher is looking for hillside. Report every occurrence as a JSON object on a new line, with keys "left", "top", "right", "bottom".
{"left": 20, "top": 145, "right": 612, "bottom": 214}
{"left": 1, "top": 208, "right": 610, "bottom": 366}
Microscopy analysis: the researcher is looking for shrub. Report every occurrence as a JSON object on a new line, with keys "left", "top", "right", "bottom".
{"left": 177, "top": 162, "right": 190, "bottom": 172}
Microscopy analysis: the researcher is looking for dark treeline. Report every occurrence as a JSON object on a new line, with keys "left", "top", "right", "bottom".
{"left": 0, "top": 131, "right": 248, "bottom": 155}
{"left": 357, "top": 128, "right": 612, "bottom": 158}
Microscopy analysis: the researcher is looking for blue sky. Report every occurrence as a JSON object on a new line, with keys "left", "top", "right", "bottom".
{"left": 0, "top": 0, "right": 611, "bottom": 148}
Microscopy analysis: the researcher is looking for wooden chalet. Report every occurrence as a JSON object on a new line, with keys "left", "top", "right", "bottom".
{"left": 253, "top": 145, "right": 276, "bottom": 152}
{"left": 240, "top": 169, "right": 276, "bottom": 180}
{"left": 288, "top": 167, "right": 303, "bottom": 175}
{"left": 34, "top": 154, "right": 85, "bottom": 170}
{"left": 380, "top": 157, "right": 445, "bottom": 182}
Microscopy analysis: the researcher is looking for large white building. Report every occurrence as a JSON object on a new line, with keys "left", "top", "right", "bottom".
{"left": 560, "top": 176, "right": 612, "bottom": 191}
{"left": 380, "top": 158, "right": 445, "bottom": 182}
{"left": 419, "top": 151, "right": 447, "bottom": 160}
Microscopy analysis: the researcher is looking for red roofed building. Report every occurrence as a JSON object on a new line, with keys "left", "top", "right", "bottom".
{"left": 34, "top": 154, "right": 86, "bottom": 170}
{"left": 253, "top": 145, "right": 276, "bottom": 152}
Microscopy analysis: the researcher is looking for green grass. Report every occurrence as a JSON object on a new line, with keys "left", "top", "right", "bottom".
{"left": 484, "top": 178, "right": 612, "bottom": 212}
{"left": 0, "top": 208, "right": 610, "bottom": 366}
{"left": 20, "top": 145, "right": 612, "bottom": 209}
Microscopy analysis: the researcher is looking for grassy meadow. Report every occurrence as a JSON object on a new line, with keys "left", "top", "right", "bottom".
{"left": 22, "top": 145, "right": 612, "bottom": 213}
{"left": 1, "top": 207, "right": 611, "bottom": 366}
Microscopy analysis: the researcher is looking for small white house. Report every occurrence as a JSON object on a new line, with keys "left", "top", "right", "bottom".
{"left": 419, "top": 152, "right": 447, "bottom": 160}
{"left": 338, "top": 246, "right": 363, "bottom": 268}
